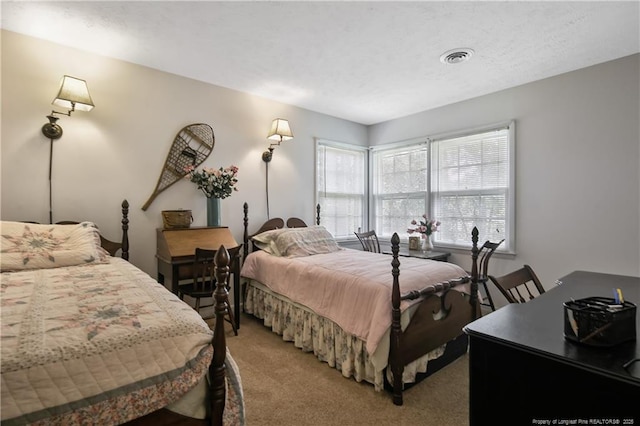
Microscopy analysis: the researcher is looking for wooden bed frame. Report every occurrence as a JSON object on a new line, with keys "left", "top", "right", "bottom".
{"left": 241, "top": 202, "right": 480, "bottom": 406}
{"left": 59, "top": 200, "right": 232, "bottom": 426}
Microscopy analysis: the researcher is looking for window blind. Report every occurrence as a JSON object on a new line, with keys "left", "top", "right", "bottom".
{"left": 316, "top": 141, "right": 367, "bottom": 239}
{"left": 430, "top": 126, "right": 513, "bottom": 250}
{"left": 372, "top": 142, "right": 429, "bottom": 238}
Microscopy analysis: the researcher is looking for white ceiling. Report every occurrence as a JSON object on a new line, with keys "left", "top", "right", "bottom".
{"left": 2, "top": 1, "right": 639, "bottom": 125}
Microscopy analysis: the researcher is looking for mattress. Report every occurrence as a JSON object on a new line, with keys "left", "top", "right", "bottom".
{"left": 240, "top": 248, "right": 470, "bottom": 355}
{"left": 1, "top": 257, "right": 215, "bottom": 425}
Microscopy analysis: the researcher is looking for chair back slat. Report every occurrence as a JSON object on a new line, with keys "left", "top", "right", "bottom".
{"left": 194, "top": 248, "right": 216, "bottom": 291}
{"left": 478, "top": 239, "right": 504, "bottom": 278}
{"left": 354, "top": 230, "right": 381, "bottom": 253}
{"left": 475, "top": 239, "right": 504, "bottom": 311}
{"left": 489, "top": 264, "right": 545, "bottom": 305}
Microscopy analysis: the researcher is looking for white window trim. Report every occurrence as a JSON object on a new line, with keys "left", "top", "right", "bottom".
{"left": 429, "top": 120, "right": 516, "bottom": 254}
{"left": 369, "top": 120, "right": 515, "bottom": 253}
{"left": 315, "top": 138, "right": 369, "bottom": 241}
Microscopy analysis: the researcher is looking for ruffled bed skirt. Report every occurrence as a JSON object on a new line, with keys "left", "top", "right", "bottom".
{"left": 244, "top": 281, "right": 449, "bottom": 391}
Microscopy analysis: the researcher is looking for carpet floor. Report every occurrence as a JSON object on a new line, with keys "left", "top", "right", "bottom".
{"left": 222, "top": 313, "right": 470, "bottom": 426}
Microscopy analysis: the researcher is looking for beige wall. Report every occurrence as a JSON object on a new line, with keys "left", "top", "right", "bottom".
{"left": 0, "top": 30, "right": 368, "bottom": 278}
{"left": 2, "top": 30, "right": 639, "bottom": 310}
{"left": 369, "top": 54, "right": 640, "bottom": 307}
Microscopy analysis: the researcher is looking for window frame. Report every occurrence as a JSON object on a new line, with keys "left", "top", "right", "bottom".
{"left": 315, "top": 138, "right": 369, "bottom": 241}
{"left": 368, "top": 121, "right": 515, "bottom": 253}
{"left": 428, "top": 121, "right": 515, "bottom": 253}
{"left": 370, "top": 138, "right": 430, "bottom": 241}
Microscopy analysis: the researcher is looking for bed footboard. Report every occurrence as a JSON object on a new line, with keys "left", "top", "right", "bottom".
{"left": 389, "top": 228, "right": 480, "bottom": 406}
{"left": 210, "top": 245, "right": 231, "bottom": 426}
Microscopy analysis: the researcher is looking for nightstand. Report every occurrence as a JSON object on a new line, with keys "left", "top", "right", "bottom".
{"left": 382, "top": 247, "right": 450, "bottom": 262}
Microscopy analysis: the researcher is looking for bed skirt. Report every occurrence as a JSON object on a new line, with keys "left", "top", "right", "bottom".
{"left": 244, "top": 280, "right": 460, "bottom": 391}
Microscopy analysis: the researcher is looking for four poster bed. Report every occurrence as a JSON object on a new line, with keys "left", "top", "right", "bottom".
{"left": 0, "top": 200, "right": 244, "bottom": 426}
{"left": 240, "top": 202, "right": 481, "bottom": 405}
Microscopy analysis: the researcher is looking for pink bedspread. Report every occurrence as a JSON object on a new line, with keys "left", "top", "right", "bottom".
{"left": 240, "top": 248, "right": 469, "bottom": 354}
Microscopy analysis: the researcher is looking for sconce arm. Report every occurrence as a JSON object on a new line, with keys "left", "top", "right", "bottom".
{"left": 41, "top": 102, "right": 79, "bottom": 140}
{"left": 49, "top": 100, "right": 77, "bottom": 118}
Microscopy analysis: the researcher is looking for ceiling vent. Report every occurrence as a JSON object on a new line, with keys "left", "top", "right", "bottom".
{"left": 440, "top": 48, "right": 475, "bottom": 64}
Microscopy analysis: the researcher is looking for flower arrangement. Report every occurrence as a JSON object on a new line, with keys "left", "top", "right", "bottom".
{"left": 184, "top": 165, "right": 239, "bottom": 199}
{"left": 407, "top": 215, "right": 440, "bottom": 238}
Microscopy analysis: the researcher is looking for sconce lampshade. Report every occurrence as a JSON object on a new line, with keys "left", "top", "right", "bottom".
{"left": 267, "top": 118, "right": 293, "bottom": 142}
{"left": 52, "top": 75, "right": 94, "bottom": 112}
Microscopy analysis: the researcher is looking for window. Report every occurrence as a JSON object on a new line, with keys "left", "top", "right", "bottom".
{"left": 371, "top": 142, "right": 429, "bottom": 238}
{"left": 316, "top": 140, "right": 367, "bottom": 239}
{"left": 430, "top": 123, "right": 514, "bottom": 251}
{"left": 370, "top": 122, "right": 514, "bottom": 252}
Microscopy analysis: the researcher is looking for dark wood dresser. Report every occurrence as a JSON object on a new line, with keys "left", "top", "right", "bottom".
{"left": 464, "top": 271, "right": 639, "bottom": 424}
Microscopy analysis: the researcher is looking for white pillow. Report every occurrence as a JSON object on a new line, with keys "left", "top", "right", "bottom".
{"left": 274, "top": 226, "right": 341, "bottom": 258}
{"left": 1, "top": 221, "right": 110, "bottom": 271}
{"left": 251, "top": 228, "right": 287, "bottom": 256}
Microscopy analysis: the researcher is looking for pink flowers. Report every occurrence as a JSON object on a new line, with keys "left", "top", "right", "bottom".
{"left": 184, "top": 165, "right": 239, "bottom": 199}
{"left": 407, "top": 215, "right": 440, "bottom": 238}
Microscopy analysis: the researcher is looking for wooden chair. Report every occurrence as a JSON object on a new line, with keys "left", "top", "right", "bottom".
{"left": 178, "top": 246, "right": 241, "bottom": 335}
{"left": 354, "top": 230, "right": 381, "bottom": 253}
{"left": 477, "top": 239, "right": 505, "bottom": 311}
{"left": 488, "top": 264, "right": 545, "bottom": 304}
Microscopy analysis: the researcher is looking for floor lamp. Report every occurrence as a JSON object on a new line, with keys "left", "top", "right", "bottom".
{"left": 41, "top": 75, "right": 94, "bottom": 223}
{"left": 262, "top": 118, "right": 293, "bottom": 219}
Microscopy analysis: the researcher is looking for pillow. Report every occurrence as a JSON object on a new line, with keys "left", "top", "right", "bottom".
{"left": 251, "top": 228, "right": 287, "bottom": 256}
{"left": 1, "top": 221, "right": 110, "bottom": 271}
{"left": 274, "top": 226, "right": 341, "bottom": 258}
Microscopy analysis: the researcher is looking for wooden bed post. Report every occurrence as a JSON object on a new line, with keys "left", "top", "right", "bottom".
{"left": 316, "top": 204, "right": 321, "bottom": 225}
{"left": 470, "top": 227, "right": 480, "bottom": 319}
{"left": 210, "top": 245, "right": 230, "bottom": 426}
{"left": 243, "top": 202, "right": 249, "bottom": 261}
{"left": 120, "top": 199, "right": 130, "bottom": 261}
{"left": 389, "top": 232, "right": 403, "bottom": 406}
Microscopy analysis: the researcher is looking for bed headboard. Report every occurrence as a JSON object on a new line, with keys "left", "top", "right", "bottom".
{"left": 241, "top": 202, "right": 321, "bottom": 260}
{"left": 47, "top": 199, "right": 129, "bottom": 260}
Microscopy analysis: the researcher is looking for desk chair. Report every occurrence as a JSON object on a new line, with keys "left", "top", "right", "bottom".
{"left": 179, "top": 246, "right": 241, "bottom": 335}
{"left": 489, "top": 264, "right": 545, "bottom": 304}
{"left": 477, "top": 239, "right": 504, "bottom": 311}
{"left": 354, "top": 230, "right": 381, "bottom": 253}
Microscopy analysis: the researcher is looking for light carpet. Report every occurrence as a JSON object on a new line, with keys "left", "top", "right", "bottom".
{"left": 220, "top": 313, "right": 470, "bottom": 426}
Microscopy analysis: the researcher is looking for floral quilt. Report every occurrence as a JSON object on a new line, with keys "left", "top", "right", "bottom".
{"left": 1, "top": 257, "right": 217, "bottom": 425}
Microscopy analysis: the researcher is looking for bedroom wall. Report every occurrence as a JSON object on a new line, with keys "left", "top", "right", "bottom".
{"left": 369, "top": 54, "right": 640, "bottom": 307}
{"left": 2, "top": 31, "right": 638, "bottom": 311}
{"left": 0, "top": 30, "right": 368, "bottom": 278}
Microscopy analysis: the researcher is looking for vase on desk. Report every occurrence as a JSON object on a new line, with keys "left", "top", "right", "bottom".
{"left": 206, "top": 197, "right": 221, "bottom": 227}
{"left": 423, "top": 234, "right": 433, "bottom": 251}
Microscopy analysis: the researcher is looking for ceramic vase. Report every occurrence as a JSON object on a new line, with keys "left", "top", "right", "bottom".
{"left": 206, "top": 197, "right": 221, "bottom": 227}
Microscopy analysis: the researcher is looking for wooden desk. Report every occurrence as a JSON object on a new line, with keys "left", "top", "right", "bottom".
{"left": 464, "top": 271, "right": 639, "bottom": 424}
{"left": 156, "top": 227, "right": 241, "bottom": 328}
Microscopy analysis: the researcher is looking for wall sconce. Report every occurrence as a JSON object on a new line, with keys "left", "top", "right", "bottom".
{"left": 262, "top": 118, "right": 293, "bottom": 218}
{"left": 262, "top": 118, "right": 293, "bottom": 162}
{"left": 41, "top": 75, "right": 94, "bottom": 223}
{"left": 41, "top": 75, "right": 94, "bottom": 140}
